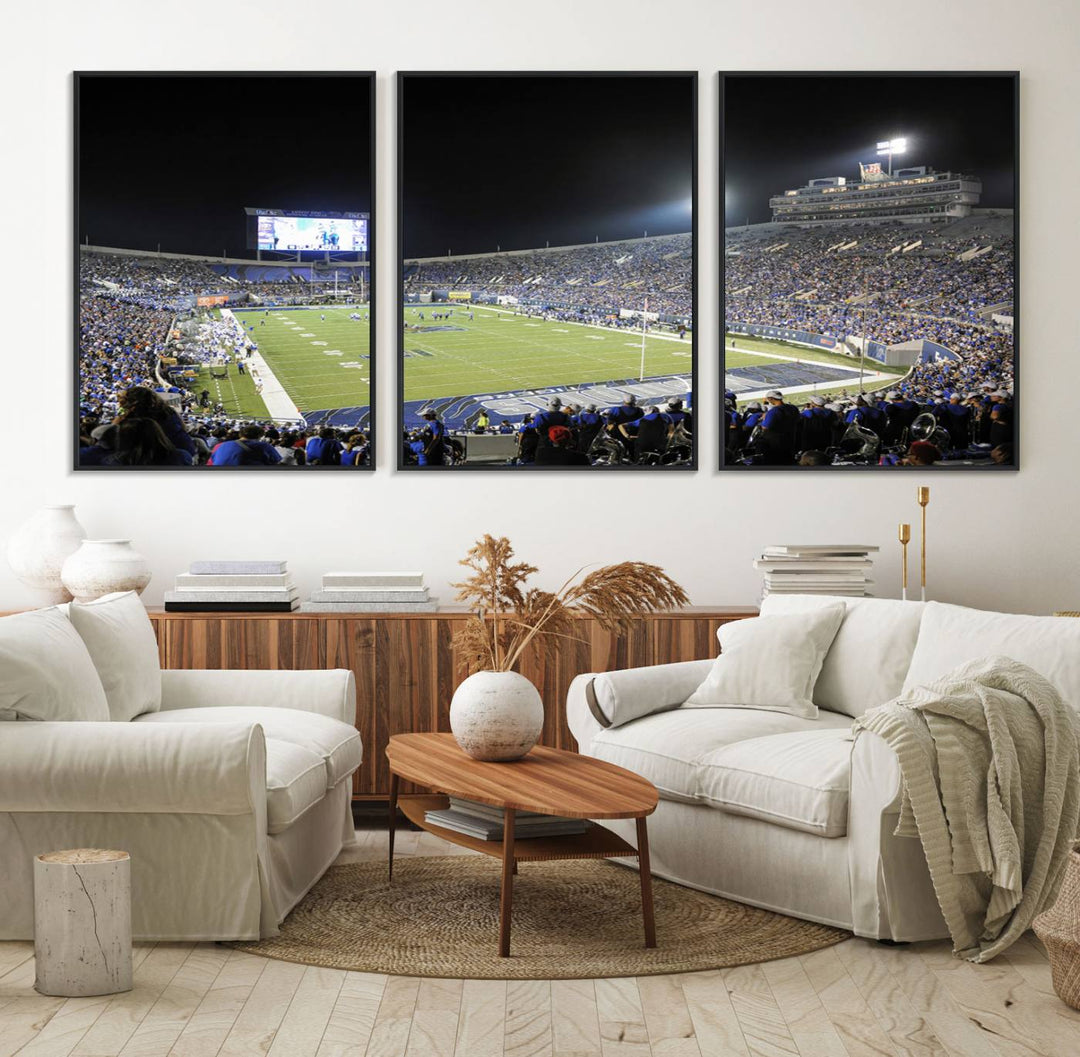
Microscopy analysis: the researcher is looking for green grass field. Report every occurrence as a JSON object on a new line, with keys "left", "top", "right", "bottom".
{"left": 228, "top": 306, "right": 370, "bottom": 414}
{"left": 190, "top": 359, "right": 270, "bottom": 420}
{"left": 402, "top": 306, "right": 692, "bottom": 401}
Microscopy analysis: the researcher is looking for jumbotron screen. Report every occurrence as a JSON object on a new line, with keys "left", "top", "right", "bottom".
{"left": 254, "top": 213, "right": 369, "bottom": 253}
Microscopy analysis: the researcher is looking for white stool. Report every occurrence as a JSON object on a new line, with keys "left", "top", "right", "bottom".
{"left": 34, "top": 849, "right": 133, "bottom": 997}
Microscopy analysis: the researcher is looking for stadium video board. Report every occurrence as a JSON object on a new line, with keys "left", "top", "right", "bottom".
{"left": 721, "top": 71, "right": 1018, "bottom": 472}
{"left": 398, "top": 72, "right": 697, "bottom": 471}
{"left": 250, "top": 210, "right": 369, "bottom": 253}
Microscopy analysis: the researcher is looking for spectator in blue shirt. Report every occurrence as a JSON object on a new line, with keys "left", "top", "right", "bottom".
{"left": 306, "top": 428, "right": 343, "bottom": 466}
{"left": 209, "top": 424, "right": 282, "bottom": 466}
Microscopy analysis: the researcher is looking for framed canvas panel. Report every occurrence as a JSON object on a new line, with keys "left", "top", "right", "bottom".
{"left": 397, "top": 71, "right": 697, "bottom": 470}
{"left": 720, "top": 71, "right": 1018, "bottom": 471}
{"left": 75, "top": 71, "right": 376, "bottom": 470}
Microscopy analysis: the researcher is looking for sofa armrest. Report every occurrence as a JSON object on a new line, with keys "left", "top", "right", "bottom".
{"left": 567, "top": 659, "right": 714, "bottom": 748}
{"left": 847, "top": 728, "right": 945, "bottom": 940}
{"left": 0, "top": 721, "right": 265, "bottom": 816}
{"left": 160, "top": 668, "right": 356, "bottom": 725}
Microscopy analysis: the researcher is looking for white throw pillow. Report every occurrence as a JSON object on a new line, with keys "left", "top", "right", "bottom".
{"left": 684, "top": 605, "right": 845, "bottom": 719}
{"left": 903, "top": 602, "right": 1080, "bottom": 714}
{"left": 68, "top": 592, "right": 162, "bottom": 722}
{"left": 0, "top": 607, "right": 110, "bottom": 721}
{"left": 760, "top": 594, "right": 925, "bottom": 717}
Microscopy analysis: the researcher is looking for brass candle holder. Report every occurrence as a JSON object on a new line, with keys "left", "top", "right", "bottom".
{"left": 917, "top": 486, "right": 930, "bottom": 602}
{"left": 898, "top": 523, "right": 911, "bottom": 601}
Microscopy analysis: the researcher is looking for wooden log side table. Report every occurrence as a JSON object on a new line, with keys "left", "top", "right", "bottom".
{"left": 33, "top": 849, "right": 132, "bottom": 997}
{"left": 386, "top": 733, "right": 659, "bottom": 958}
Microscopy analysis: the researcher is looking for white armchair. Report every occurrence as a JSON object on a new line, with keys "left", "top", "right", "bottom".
{"left": 0, "top": 599, "right": 362, "bottom": 942}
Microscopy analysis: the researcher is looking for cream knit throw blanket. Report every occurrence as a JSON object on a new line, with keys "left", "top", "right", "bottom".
{"left": 855, "top": 656, "right": 1080, "bottom": 962}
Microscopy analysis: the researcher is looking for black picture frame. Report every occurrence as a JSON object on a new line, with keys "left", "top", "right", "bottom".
{"left": 396, "top": 70, "right": 698, "bottom": 471}
{"left": 73, "top": 70, "right": 377, "bottom": 472}
{"left": 719, "top": 70, "right": 1019, "bottom": 472}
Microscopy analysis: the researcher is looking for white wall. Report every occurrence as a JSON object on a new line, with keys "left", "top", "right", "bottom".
{"left": 2, "top": 0, "right": 1077, "bottom": 615}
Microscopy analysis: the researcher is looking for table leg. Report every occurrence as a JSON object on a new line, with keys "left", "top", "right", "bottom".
{"left": 636, "top": 815, "right": 657, "bottom": 948}
{"left": 388, "top": 772, "right": 399, "bottom": 884}
{"left": 499, "top": 808, "right": 515, "bottom": 957}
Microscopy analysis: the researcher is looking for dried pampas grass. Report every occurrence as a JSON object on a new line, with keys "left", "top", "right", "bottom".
{"left": 453, "top": 534, "right": 688, "bottom": 673}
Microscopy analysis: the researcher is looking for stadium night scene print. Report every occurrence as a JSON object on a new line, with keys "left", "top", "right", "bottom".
{"left": 398, "top": 72, "right": 697, "bottom": 470}
{"left": 75, "top": 72, "right": 375, "bottom": 471}
{"left": 721, "top": 72, "right": 1018, "bottom": 471}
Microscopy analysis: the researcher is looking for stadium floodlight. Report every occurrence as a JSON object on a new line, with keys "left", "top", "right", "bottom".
{"left": 876, "top": 137, "right": 908, "bottom": 176}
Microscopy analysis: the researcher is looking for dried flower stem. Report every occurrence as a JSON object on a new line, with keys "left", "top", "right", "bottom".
{"left": 452, "top": 535, "right": 688, "bottom": 674}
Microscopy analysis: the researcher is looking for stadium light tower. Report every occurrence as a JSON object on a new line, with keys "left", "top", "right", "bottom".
{"left": 876, "top": 137, "right": 907, "bottom": 177}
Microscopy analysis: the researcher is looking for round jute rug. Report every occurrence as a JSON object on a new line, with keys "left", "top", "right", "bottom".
{"left": 231, "top": 856, "right": 849, "bottom": 979}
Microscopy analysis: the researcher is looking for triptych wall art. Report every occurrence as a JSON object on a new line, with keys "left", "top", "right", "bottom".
{"left": 73, "top": 71, "right": 1017, "bottom": 472}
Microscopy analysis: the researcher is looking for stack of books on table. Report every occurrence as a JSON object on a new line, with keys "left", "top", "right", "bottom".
{"left": 753, "top": 545, "right": 878, "bottom": 598}
{"left": 299, "top": 571, "right": 437, "bottom": 613}
{"left": 424, "top": 797, "right": 589, "bottom": 841}
{"left": 164, "top": 561, "right": 298, "bottom": 612}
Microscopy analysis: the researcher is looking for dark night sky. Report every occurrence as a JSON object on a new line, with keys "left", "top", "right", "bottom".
{"left": 402, "top": 75, "right": 695, "bottom": 258}
{"left": 724, "top": 74, "right": 1016, "bottom": 227}
{"left": 77, "top": 75, "right": 372, "bottom": 256}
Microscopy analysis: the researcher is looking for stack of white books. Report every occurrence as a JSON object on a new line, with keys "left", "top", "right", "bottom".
{"left": 164, "top": 560, "right": 298, "bottom": 612}
{"left": 424, "top": 797, "right": 588, "bottom": 841}
{"left": 753, "top": 545, "right": 878, "bottom": 598}
{"left": 299, "top": 571, "right": 437, "bottom": 613}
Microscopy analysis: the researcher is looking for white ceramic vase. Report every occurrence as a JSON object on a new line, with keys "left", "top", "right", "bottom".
{"left": 449, "top": 670, "right": 544, "bottom": 762}
{"left": 6, "top": 505, "right": 88, "bottom": 605}
{"left": 61, "top": 540, "right": 152, "bottom": 603}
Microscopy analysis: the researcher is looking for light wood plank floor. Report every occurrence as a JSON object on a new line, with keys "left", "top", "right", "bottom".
{"left": 3, "top": 825, "right": 1078, "bottom": 1057}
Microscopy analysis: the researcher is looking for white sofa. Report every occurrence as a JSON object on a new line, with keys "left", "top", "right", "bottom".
{"left": 567, "top": 596, "right": 1080, "bottom": 941}
{"left": 0, "top": 595, "right": 362, "bottom": 942}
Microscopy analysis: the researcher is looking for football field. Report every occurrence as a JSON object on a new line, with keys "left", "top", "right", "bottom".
{"left": 402, "top": 306, "right": 693, "bottom": 402}
{"left": 232, "top": 306, "right": 371, "bottom": 414}
{"left": 724, "top": 333, "right": 906, "bottom": 405}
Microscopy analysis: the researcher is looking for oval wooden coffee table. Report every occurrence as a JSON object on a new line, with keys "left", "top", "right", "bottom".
{"left": 386, "top": 732, "right": 659, "bottom": 958}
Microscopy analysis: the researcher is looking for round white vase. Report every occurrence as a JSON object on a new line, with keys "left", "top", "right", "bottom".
{"left": 449, "top": 670, "right": 544, "bottom": 762}
{"left": 6, "top": 505, "right": 88, "bottom": 605}
{"left": 61, "top": 540, "right": 152, "bottom": 603}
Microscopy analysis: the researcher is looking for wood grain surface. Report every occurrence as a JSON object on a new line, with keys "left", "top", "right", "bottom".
{"left": 387, "top": 733, "right": 658, "bottom": 819}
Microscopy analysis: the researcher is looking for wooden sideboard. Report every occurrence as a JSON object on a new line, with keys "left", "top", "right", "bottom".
{"left": 107, "top": 607, "right": 758, "bottom": 798}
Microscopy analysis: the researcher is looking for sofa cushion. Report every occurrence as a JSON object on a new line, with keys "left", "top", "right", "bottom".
{"left": 136, "top": 705, "right": 362, "bottom": 788}
{"left": 684, "top": 606, "right": 845, "bottom": 719}
{"left": 589, "top": 706, "right": 852, "bottom": 804}
{"left": 0, "top": 608, "right": 110, "bottom": 722}
{"left": 760, "top": 594, "right": 925, "bottom": 717}
{"left": 698, "top": 729, "right": 854, "bottom": 837}
{"left": 903, "top": 602, "right": 1080, "bottom": 712}
{"left": 265, "top": 739, "right": 328, "bottom": 834}
{"left": 68, "top": 591, "right": 162, "bottom": 721}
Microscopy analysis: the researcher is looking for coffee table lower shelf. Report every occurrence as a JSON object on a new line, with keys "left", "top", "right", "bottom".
{"left": 390, "top": 793, "right": 656, "bottom": 957}
{"left": 397, "top": 795, "right": 638, "bottom": 861}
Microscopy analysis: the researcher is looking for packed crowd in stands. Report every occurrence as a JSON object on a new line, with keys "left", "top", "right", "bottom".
{"left": 404, "top": 233, "right": 692, "bottom": 319}
{"left": 80, "top": 297, "right": 175, "bottom": 423}
{"left": 81, "top": 251, "right": 368, "bottom": 307}
{"left": 78, "top": 386, "right": 371, "bottom": 468}
{"left": 725, "top": 220, "right": 1013, "bottom": 352}
{"left": 725, "top": 383, "right": 1013, "bottom": 468}
{"left": 724, "top": 218, "right": 1015, "bottom": 465}
{"left": 402, "top": 394, "right": 693, "bottom": 467}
